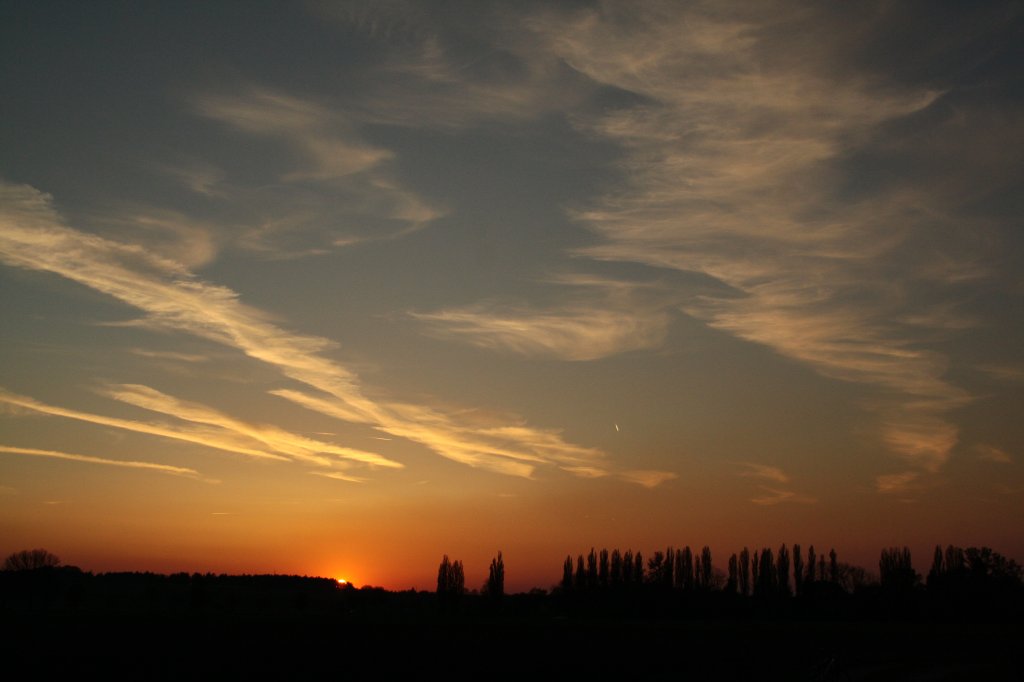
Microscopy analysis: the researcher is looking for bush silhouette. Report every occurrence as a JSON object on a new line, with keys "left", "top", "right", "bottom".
{"left": 3, "top": 548, "right": 60, "bottom": 571}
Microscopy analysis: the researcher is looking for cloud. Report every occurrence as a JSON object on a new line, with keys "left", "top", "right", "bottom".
{"left": 317, "top": 4, "right": 593, "bottom": 130}
{"left": 738, "top": 463, "right": 790, "bottom": 485}
{"left": 876, "top": 471, "right": 920, "bottom": 494}
{"left": 750, "top": 487, "right": 817, "bottom": 506}
{"left": 311, "top": 471, "right": 367, "bottom": 484}
{"left": 130, "top": 349, "right": 209, "bottom": 363}
{"left": 737, "top": 463, "right": 814, "bottom": 504}
{"left": 977, "top": 364, "right": 1024, "bottom": 384}
{"left": 0, "top": 182, "right": 636, "bottom": 483}
{"left": 412, "top": 273, "right": 676, "bottom": 361}
{"left": 0, "top": 388, "right": 287, "bottom": 462}
{"left": 100, "top": 208, "right": 222, "bottom": 269}
{"left": 192, "top": 87, "right": 442, "bottom": 252}
{"left": 975, "top": 444, "right": 1013, "bottom": 464}
{"left": 103, "top": 383, "right": 401, "bottom": 469}
{"left": 411, "top": 305, "right": 668, "bottom": 361}
{"left": 0, "top": 444, "right": 203, "bottom": 479}
{"left": 617, "top": 469, "right": 677, "bottom": 489}
{"left": 519, "top": 2, "right": 981, "bottom": 474}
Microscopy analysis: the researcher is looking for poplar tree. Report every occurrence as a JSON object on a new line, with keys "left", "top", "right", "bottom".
{"left": 587, "top": 548, "right": 598, "bottom": 588}
{"left": 681, "top": 546, "right": 694, "bottom": 591}
{"left": 757, "top": 547, "right": 775, "bottom": 596}
{"left": 792, "top": 544, "right": 804, "bottom": 596}
{"left": 928, "top": 545, "right": 944, "bottom": 586}
{"left": 700, "top": 547, "right": 713, "bottom": 589}
{"left": 739, "top": 547, "right": 751, "bottom": 596}
{"left": 777, "top": 544, "right": 791, "bottom": 596}
{"left": 727, "top": 553, "right": 738, "bottom": 594}
{"left": 486, "top": 552, "right": 504, "bottom": 598}
{"left": 610, "top": 549, "right": 623, "bottom": 586}
{"left": 437, "top": 555, "right": 452, "bottom": 594}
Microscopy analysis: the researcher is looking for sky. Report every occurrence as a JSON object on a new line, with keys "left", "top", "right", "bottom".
{"left": 1, "top": 1, "right": 1022, "bottom": 592}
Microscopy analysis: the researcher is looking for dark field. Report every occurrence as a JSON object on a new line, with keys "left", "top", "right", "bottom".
{"left": 3, "top": 570, "right": 1020, "bottom": 680}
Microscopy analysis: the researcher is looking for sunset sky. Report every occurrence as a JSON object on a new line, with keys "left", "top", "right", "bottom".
{"left": 2, "top": 1, "right": 1022, "bottom": 592}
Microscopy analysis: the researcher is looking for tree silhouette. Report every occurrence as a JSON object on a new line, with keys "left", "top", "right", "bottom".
{"left": 792, "top": 544, "right": 804, "bottom": 596}
{"left": 437, "top": 555, "right": 451, "bottom": 593}
{"left": 599, "top": 548, "right": 609, "bottom": 588}
{"left": 561, "top": 555, "right": 573, "bottom": 592}
{"left": 828, "top": 548, "right": 838, "bottom": 584}
{"left": 945, "top": 544, "right": 965, "bottom": 573}
{"left": 680, "top": 546, "right": 694, "bottom": 591}
{"left": 2, "top": 548, "right": 60, "bottom": 571}
{"left": 739, "top": 547, "right": 750, "bottom": 596}
{"left": 647, "top": 551, "right": 665, "bottom": 585}
{"left": 436, "top": 554, "right": 465, "bottom": 596}
{"left": 485, "top": 552, "right": 504, "bottom": 598}
{"left": 879, "top": 546, "right": 917, "bottom": 591}
{"left": 928, "top": 545, "right": 944, "bottom": 587}
{"left": 756, "top": 547, "right": 775, "bottom": 596}
{"left": 451, "top": 560, "right": 465, "bottom": 594}
{"left": 663, "top": 546, "right": 674, "bottom": 588}
{"left": 727, "top": 553, "right": 738, "bottom": 594}
{"left": 777, "top": 544, "right": 791, "bottom": 596}
{"left": 699, "top": 547, "right": 712, "bottom": 590}
{"left": 610, "top": 549, "right": 623, "bottom": 586}
{"left": 805, "top": 545, "right": 816, "bottom": 586}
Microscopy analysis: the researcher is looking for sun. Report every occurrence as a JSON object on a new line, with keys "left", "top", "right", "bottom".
{"left": 335, "top": 578, "right": 348, "bottom": 586}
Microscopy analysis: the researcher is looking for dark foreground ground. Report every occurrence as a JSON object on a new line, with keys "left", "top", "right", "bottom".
{"left": 3, "top": 571, "right": 1020, "bottom": 680}
{"left": 5, "top": 612, "right": 1021, "bottom": 680}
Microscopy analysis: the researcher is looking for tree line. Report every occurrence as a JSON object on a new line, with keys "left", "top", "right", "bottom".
{"left": 556, "top": 544, "right": 859, "bottom": 597}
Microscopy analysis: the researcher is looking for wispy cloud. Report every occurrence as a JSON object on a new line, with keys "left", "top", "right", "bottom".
{"left": 738, "top": 463, "right": 790, "bottom": 485}
{"left": 618, "top": 469, "right": 678, "bottom": 489}
{"left": 737, "top": 463, "right": 814, "bottom": 504}
{"left": 193, "top": 87, "right": 442, "bottom": 252}
{"left": 519, "top": 2, "right": 979, "bottom": 476}
{"left": 311, "top": 471, "right": 367, "bottom": 484}
{"left": 0, "top": 181, "right": 672, "bottom": 486}
{"left": 0, "top": 444, "right": 204, "bottom": 479}
{"left": 103, "top": 383, "right": 401, "bottom": 469}
{"left": 975, "top": 444, "right": 1013, "bottom": 464}
{"left": 750, "top": 487, "right": 817, "bottom": 506}
{"left": 413, "top": 273, "right": 675, "bottom": 361}
{"left": 130, "top": 349, "right": 209, "bottom": 363}
{"left": 876, "top": 471, "right": 921, "bottom": 494}
{"left": 977, "top": 364, "right": 1024, "bottom": 384}
{"left": 318, "top": 4, "right": 592, "bottom": 130}
{"left": 0, "top": 388, "right": 287, "bottom": 462}
{"left": 412, "top": 305, "right": 667, "bottom": 361}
